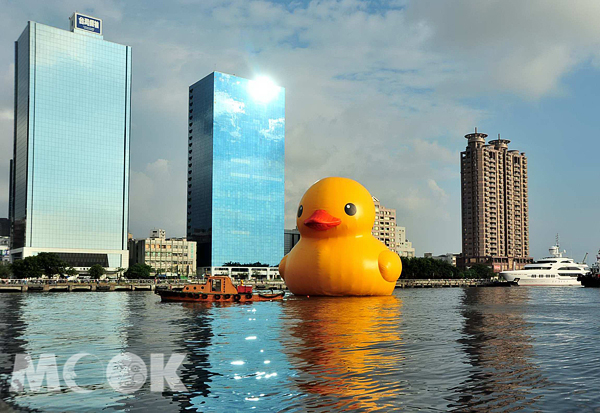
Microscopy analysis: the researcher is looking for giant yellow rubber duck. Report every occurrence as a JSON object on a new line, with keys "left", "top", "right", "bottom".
{"left": 279, "top": 177, "right": 402, "bottom": 296}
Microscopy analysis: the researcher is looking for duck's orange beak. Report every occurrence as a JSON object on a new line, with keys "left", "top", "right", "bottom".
{"left": 304, "top": 209, "right": 341, "bottom": 231}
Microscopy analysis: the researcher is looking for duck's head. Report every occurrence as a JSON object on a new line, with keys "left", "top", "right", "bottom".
{"left": 296, "top": 177, "right": 375, "bottom": 238}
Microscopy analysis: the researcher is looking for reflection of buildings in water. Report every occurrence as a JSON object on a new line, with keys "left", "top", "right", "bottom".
{"left": 0, "top": 295, "right": 27, "bottom": 409}
{"left": 0, "top": 293, "right": 215, "bottom": 412}
{"left": 282, "top": 296, "right": 404, "bottom": 411}
{"left": 114, "top": 296, "right": 215, "bottom": 412}
{"left": 449, "top": 288, "right": 547, "bottom": 412}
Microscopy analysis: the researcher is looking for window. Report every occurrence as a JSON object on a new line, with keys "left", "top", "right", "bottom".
{"left": 211, "top": 279, "right": 222, "bottom": 292}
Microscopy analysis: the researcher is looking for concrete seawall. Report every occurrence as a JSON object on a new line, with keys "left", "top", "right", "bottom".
{"left": 395, "top": 279, "right": 513, "bottom": 288}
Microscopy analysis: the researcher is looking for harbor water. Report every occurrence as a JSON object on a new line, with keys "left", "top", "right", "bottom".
{"left": 1, "top": 287, "right": 600, "bottom": 412}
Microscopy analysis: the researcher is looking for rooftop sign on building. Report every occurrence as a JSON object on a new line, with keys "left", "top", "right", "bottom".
{"left": 70, "top": 12, "right": 102, "bottom": 35}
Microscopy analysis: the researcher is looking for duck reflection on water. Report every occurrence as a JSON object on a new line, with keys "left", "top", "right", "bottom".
{"left": 281, "top": 295, "right": 404, "bottom": 411}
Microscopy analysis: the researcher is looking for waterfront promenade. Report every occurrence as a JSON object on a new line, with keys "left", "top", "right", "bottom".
{"left": 0, "top": 278, "right": 511, "bottom": 293}
{"left": 0, "top": 279, "right": 164, "bottom": 292}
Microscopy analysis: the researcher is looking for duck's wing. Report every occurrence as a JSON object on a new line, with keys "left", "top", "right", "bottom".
{"left": 378, "top": 249, "right": 402, "bottom": 282}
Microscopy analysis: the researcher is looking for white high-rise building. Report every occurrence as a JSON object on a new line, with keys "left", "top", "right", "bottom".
{"left": 396, "top": 226, "right": 415, "bottom": 258}
{"left": 9, "top": 14, "right": 131, "bottom": 270}
{"left": 371, "top": 196, "right": 396, "bottom": 251}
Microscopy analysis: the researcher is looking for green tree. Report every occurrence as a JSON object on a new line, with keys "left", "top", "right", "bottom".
{"left": 35, "top": 253, "right": 67, "bottom": 277}
{"left": 468, "top": 264, "right": 495, "bottom": 279}
{"left": 400, "top": 257, "right": 462, "bottom": 279}
{"left": 222, "top": 261, "right": 270, "bottom": 267}
{"left": 0, "top": 264, "right": 11, "bottom": 278}
{"left": 11, "top": 257, "right": 43, "bottom": 279}
{"left": 124, "top": 264, "right": 153, "bottom": 279}
{"left": 88, "top": 264, "right": 106, "bottom": 279}
{"left": 115, "top": 267, "right": 125, "bottom": 280}
{"left": 65, "top": 267, "right": 78, "bottom": 278}
{"left": 223, "top": 261, "right": 242, "bottom": 267}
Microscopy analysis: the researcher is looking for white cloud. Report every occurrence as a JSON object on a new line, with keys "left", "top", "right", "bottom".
{"left": 214, "top": 91, "right": 246, "bottom": 115}
{"left": 260, "top": 117, "right": 284, "bottom": 141}
{"left": 0, "top": 0, "right": 598, "bottom": 255}
{"left": 129, "top": 159, "right": 186, "bottom": 238}
{"left": 406, "top": 0, "right": 600, "bottom": 98}
{"left": 427, "top": 179, "right": 448, "bottom": 203}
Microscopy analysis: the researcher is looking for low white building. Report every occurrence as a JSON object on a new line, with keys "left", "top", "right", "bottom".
{"left": 129, "top": 230, "right": 197, "bottom": 276}
{"left": 396, "top": 226, "right": 415, "bottom": 258}
{"left": 200, "top": 266, "right": 280, "bottom": 280}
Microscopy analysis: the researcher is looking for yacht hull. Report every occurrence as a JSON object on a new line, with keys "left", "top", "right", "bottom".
{"left": 502, "top": 273, "right": 581, "bottom": 286}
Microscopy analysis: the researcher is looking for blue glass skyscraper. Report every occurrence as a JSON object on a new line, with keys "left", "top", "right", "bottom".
{"left": 188, "top": 72, "right": 285, "bottom": 268}
{"left": 9, "top": 14, "right": 131, "bottom": 268}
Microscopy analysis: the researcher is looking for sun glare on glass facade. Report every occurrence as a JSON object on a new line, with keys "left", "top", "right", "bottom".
{"left": 187, "top": 72, "right": 285, "bottom": 267}
{"left": 9, "top": 16, "right": 131, "bottom": 268}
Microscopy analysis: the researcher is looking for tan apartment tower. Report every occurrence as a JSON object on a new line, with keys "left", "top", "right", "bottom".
{"left": 459, "top": 128, "right": 531, "bottom": 272}
{"left": 372, "top": 197, "right": 397, "bottom": 252}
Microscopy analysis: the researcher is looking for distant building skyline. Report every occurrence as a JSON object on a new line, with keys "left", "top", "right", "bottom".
{"left": 9, "top": 15, "right": 131, "bottom": 269}
{"left": 459, "top": 128, "right": 531, "bottom": 271}
{"left": 284, "top": 228, "right": 300, "bottom": 256}
{"left": 187, "top": 72, "right": 285, "bottom": 268}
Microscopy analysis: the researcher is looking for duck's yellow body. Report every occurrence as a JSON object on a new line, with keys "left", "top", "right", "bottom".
{"left": 279, "top": 177, "right": 402, "bottom": 296}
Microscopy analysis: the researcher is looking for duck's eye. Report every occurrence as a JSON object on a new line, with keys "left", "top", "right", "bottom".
{"left": 344, "top": 203, "right": 357, "bottom": 216}
{"left": 297, "top": 205, "right": 303, "bottom": 218}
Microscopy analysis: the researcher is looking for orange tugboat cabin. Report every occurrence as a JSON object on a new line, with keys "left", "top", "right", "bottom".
{"left": 182, "top": 276, "right": 247, "bottom": 295}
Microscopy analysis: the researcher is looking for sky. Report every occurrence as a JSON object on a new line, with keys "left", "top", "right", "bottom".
{"left": 0, "top": 0, "right": 599, "bottom": 261}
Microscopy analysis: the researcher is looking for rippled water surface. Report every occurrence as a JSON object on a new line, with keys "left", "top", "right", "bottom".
{"left": 2, "top": 287, "right": 600, "bottom": 411}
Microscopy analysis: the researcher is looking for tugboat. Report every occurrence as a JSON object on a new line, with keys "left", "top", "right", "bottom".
{"left": 156, "top": 276, "right": 285, "bottom": 303}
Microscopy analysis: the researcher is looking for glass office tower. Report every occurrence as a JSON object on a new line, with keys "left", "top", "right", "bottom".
{"left": 9, "top": 14, "right": 131, "bottom": 269}
{"left": 188, "top": 72, "right": 285, "bottom": 267}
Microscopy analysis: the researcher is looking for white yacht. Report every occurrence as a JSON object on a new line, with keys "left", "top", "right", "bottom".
{"left": 501, "top": 245, "right": 590, "bottom": 286}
